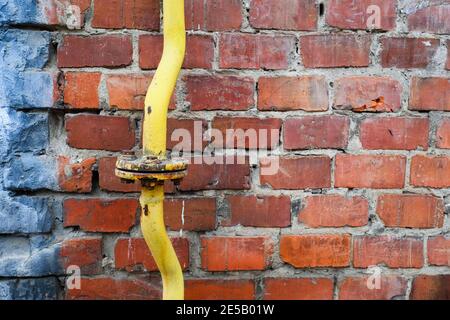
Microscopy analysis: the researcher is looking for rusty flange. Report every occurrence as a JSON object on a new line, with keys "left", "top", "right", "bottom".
{"left": 115, "top": 150, "right": 188, "bottom": 187}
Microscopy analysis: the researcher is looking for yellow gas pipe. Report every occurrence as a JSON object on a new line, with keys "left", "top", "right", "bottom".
{"left": 140, "top": 0, "right": 185, "bottom": 300}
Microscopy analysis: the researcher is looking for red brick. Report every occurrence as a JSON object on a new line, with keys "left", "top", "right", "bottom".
{"left": 64, "top": 198, "right": 138, "bottom": 232}
{"left": 66, "top": 277, "right": 161, "bottom": 300}
{"left": 437, "top": 118, "right": 450, "bottom": 148}
{"left": 300, "top": 35, "right": 371, "bottom": 68}
{"left": 65, "top": 114, "right": 135, "bottom": 151}
{"left": 212, "top": 117, "right": 281, "bottom": 149}
{"left": 201, "top": 236, "right": 273, "bottom": 271}
{"left": 284, "top": 116, "right": 349, "bottom": 150}
{"left": 180, "top": 156, "right": 251, "bottom": 191}
{"left": 106, "top": 74, "right": 175, "bottom": 110}
{"left": 408, "top": 4, "right": 450, "bottom": 34}
{"left": 63, "top": 72, "right": 101, "bottom": 109}
{"left": 360, "top": 117, "right": 429, "bottom": 150}
{"left": 61, "top": 238, "right": 102, "bottom": 275}
{"left": 115, "top": 237, "right": 189, "bottom": 271}
{"left": 45, "top": 0, "right": 91, "bottom": 28}
{"left": 334, "top": 76, "right": 402, "bottom": 112}
{"left": 264, "top": 278, "right": 334, "bottom": 300}
{"left": 335, "top": 154, "right": 406, "bottom": 189}
{"left": 280, "top": 234, "right": 351, "bottom": 268}
{"left": 409, "top": 77, "right": 450, "bottom": 111}
{"left": 167, "top": 118, "right": 207, "bottom": 151}
{"left": 258, "top": 76, "right": 328, "bottom": 111}
{"left": 184, "top": 0, "right": 242, "bottom": 31}
{"left": 139, "top": 35, "right": 214, "bottom": 69}
{"left": 377, "top": 194, "right": 444, "bottom": 228}
{"left": 58, "top": 156, "right": 96, "bottom": 193}
{"left": 249, "top": 0, "right": 317, "bottom": 31}
{"left": 92, "top": 0, "right": 160, "bottom": 30}
{"left": 260, "top": 156, "right": 331, "bottom": 190}
{"left": 185, "top": 279, "right": 255, "bottom": 300}
{"left": 57, "top": 35, "right": 132, "bottom": 68}
{"left": 299, "top": 195, "right": 368, "bottom": 228}
{"left": 339, "top": 276, "right": 407, "bottom": 300}
{"left": 219, "top": 33, "right": 295, "bottom": 70}
{"left": 98, "top": 157, "right": 141, "bottom": 193}
{"left": 326, "top": 0, "right": 396, "bottom": 30}
{"left": 225, "top": 195, "right": 291, "bottom": 228}
{"left": 410, "top": 155, "right": 450, "bottom": 188}
{"left": 164, "top": 198, "right": 216, "bottom": 231}
{"left": 411, "top": 275, "right": 450, "bottom": 300}
{"left": 381, "top": 37, "right": 439, "bottom": 68}
{"left": 353, "top": 236, "right": 423, "bottom": 268}
{"left": 428, "top": 236, "right": 450, "bottom": 266}
{"left": 185, "top": 75, "right": 254, "bottom": 111}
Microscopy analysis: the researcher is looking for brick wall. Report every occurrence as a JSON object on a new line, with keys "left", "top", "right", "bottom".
{"left": 0, "top": 0, "right": 449, "bottom": 300}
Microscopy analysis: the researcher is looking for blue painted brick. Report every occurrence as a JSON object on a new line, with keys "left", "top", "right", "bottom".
{"left": 0, "top": 28, "right": 50, "bottom": 70}
{"left": 0, "top": 278, "right": 59, "bottom": 300}
{"left": 0, "top": 70, "right": 55, "bottom": 108}
{"left": 3, "top": 154, "right": 57, "bottom": 191}
{"left": 0, "top": 108, "right": 49, "bottom": 156}
{"left": 0, "top": 192, "right": 53, "bottom": 234}
{"left": 0, "top": 0, "right": 42, "bottom": 26}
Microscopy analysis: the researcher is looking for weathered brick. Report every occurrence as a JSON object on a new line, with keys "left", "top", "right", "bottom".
{"left": 212, "top": 117, "right": 281, "bottom": 149}
{"left": 334, "top": 76, "right": 402, "bottom": 112}
{"left": 447, "top": 40, "right": 450, "bottom": 70}
{"left": 57, "top": 156, "right": 96, "bottom": 193}
{"left": 284, "top": 116, "right": 349, "bottom": 150}
{"left": 63, "top": 72, "right": 101, "bottom": 109}
{"left": 225, "top": 195, "right": 291, "bottom": 228}
{"left": 377, "top": 194, "right": 444, "bottom": 228}
{"left": 410, "top": 155, "right": 450, "bottom": 188}
{"left": 264, "top": 278, "right": 334, "bottom": 300}
{"left": 249, "top": 0, "right": 317, "bottom": 30}
{"left": 92, "top": 0, "right": 160, "bottom": 30}
{"left": 185, "top": 75, "right": 255, "bottom": 111}
{"left": 179, "top": 157, "right": 251, "bottom": 191}
{"left": 360, "top": 117, "right": 429, "bottom": 150}
{"left": 258, "top": 76, "right": 328, "bottom": 111}
{"left": 64, "top": 198, "right": 138, "bottom": 232}
{"left": 428, "top": 236, "right": 450, "bottom": 266}
{"left": 139, "top": 35, "right": 214, "bottom": 69}
{"left": 300, "top": 35, "right": 371, "bottom": 68}
{"left": 0, "top": 278, "right": 59, "bottom": 300}
{"left": 0, "top": 193, "right": 52, "bottom": 234}
{"left": 280, "top": 234, "right": 351, "bottom": 268}
{"left": 326, "top": 0, "right": 396, "bottom": 30}
{"left": 164, "top": 198, "right": 216, "bottom": 231}
{"left": 106, "top": 74, "right": 176, "bottom": 111}
{"left": 353, "top": 236, "right": 423, "bottom": 268}
{"left": 115, "top": 237, "right": 189, "bottom": 271}
{"left": 339, "top": 276, "right": 407, "bottom": 300}
{"left": 407, "top": 4, "right": 450, "bottom": 34}
{"left": 60, "top": 238, "right": 102, "bottom": 274}
{"left": 201, "top": 236, "right": 273, "bottom": 271}
{"left": 57, "top": 35, "right": 132, "bottom": 68}
{"left": 335, "top": 154, "right": 406, "bottom": 189}
{"left": 381, "top": 37, "right": 439, "bottom": 68}
{"left": 437, "top": 118, "right": 450, "bottom": 148}
{"left": 65, "top": 114, "right": 135, "bottom": 151}
{"left": 66, "top": 277, "right": 161, "bottom": 300}
{"left": 260, "top": 156, "right": 331, "bottom": 190}
{"left": 299, "top": 195, "right": 368, "bottom": 228}
{"left": 410, "top": 275, "right": 450, "bottom": 300}
{"left": 185, "top": 279, "right": 255, "bottom": 300}
{"left": 409, "top": 77, "right": 450, "bottom": 111}
{"left": 219, "top": 33, "right": 295, "bottom": 70}
{"left": 184, "top": 0, "right": 242, "bottom": 31}
{"left": 167, "top": 118, "right": 207, "bottom": 151}
{"left": 98, "top": 157, "right": 141, "bottom": 193}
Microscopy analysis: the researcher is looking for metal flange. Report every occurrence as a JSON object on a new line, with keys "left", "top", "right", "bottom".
{"left": 115, "top": 151, "right": 188, "bottom": 187}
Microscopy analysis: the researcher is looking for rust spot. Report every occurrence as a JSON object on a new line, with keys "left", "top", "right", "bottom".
{"left": 143, "top": 205, "right": 149, "bottom": 216}
{"left": 352, "top": 97, "right": 392, "bottom": 112}
{"left": 147, "top": 106, "right": 152, "bottom": 114}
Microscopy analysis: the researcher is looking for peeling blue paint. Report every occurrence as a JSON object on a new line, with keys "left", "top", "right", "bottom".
{"left": 0, "top": 278, "right": 59, "bottom": 300}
